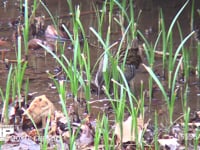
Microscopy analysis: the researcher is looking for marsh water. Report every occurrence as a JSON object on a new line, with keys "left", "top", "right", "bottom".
{"left": 0, "top": 0, "right": 200, "bottom": 124}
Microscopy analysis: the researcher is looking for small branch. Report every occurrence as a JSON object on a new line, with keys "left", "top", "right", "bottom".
{"left": 88, "top": 98, "right": 119, "bottom": 104}
{"left": 154, "top": 50, "right": 182, "bottom": 58}
{"left": 4, "top": 58, "right": 26, "bottom": 63}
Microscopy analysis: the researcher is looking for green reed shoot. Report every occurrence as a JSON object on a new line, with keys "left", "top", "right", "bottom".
{"left": 102, "top": 0, "right": 115, "bottom": 76}
{"left": 169, "top": 30, "right": 195, "bottom": 87}
{"left": 110, "top": 81, "right": 126, "bottom": 128}
{"left": 11, "top": 75, "right": 16, "bottom": 103}
{"left": 129, "top": 0, "right": 136, "bottom": 38}
{"left": 131, "top": 108, "right": 140, "bottom": 149}
{"left": 90, "top": 0, "right": 137, "bottom": 96}
{"left": 66, "top": 0, "right": 74, "bottom": 19}
{"left": 39, "top": 37, "right": 88, "bottom": 112}
{"left": 15, "top": 36, "right": 28, "bottom": 107}
{"left": 95, "top": 0, "right": 120, "bottom": 93}
{"left": 41, "top": 114, "right": 51, "bottom": 149}
{"left": 114, "top": 0, "right": 136, "bottom": 40}
{"left": 41, "top": 2, "right": 91, "bottom": 106}
{"left": 117, "top": 65, "right": 142, "bottom": 147}
{"left": 28, "top": 0, "right": 41, "bottom": 24}
{"left": 148, "top": 32, "right": 161, "bottom": 101}
{"left": 112, "top": 81, "right": 125, "bottom": 124}
{"left": 138, "top": 92, "right": 145, "bottom": 149}
{"left": 113, "top": 0, "right": 129, "bottom": 25}
{"left": 93, "top": 115, "right": 115, "bottom": 149}
{"left": 70, "top": 39, "right": 80, "bottom": 100}
{"left": 90, "top": 27, "right": 111, "bottom": 91}
{"left": 166, "top": 0, "right": 191, "bottom": 90}
{"left": 31, "top": 0, "right": 39, "bottom": 17}
{"left": 112, "top": 23, "right": 131, "bottom": 99}
{"left": 144, "top": 56, "right": 188, "bottom": 125}
{"left": 22, "top": 107, "right": 41, "bottom": 140}
{"left": 111, "top": 61, "right": 120, "bottom": 100}
{"left": 12, "top": 0, "right": 29, "bottom": 108}
{"left": 58, "top": 80, "right": 67, "bottom": 111}
{"left": 167, "top": 32, "right": 173, "bottom": 91}
{"left": 168, "top": 56, "right": 183, "bottom": 123}
{"left": 181, "top": 84, "right": 189, "bottom": 146}
{"left": 117, "top": 65, "right": 137, "bottom": 104}
{"left": 93, "top": 0, "right": 107, "bottom": 39}
{"left": 114, "top": 0, "right": 126, "bottom": 35}
{"left": 158, "top": 0, "right": 189, "bottom": 90}
{"left": 111, "top": 56, "right": 138, "bottom": 126}
{"left": 80, "top": 50, "right": 91, "bottom": 101}
{"left": 23, "top": 0, "right": 29, "bottom": 58}
{"left": 61, "top": 5, "right": 91, "bottom": 104}
{"left": 138, "top": 30, "right": 161, "bottom": 101}
{"left": 57, "top": 80, "right": 77, "bottom": 149}
{"left": 101, "top": 115, "right": 110, "bottom": 150}
{"left": 142, "top": 27, "right": 194, "bottom": 124}
{"left": 59, "top": 81, "right": 77, "bottom": 148}
{"left": 159, "top": 10, "right": 167, "bottom": 76}
{"left": 139, "top": 81, "right": 145, "bottom": 119}
{"left": 194, "top": 129, "right": 200, "bottom": 150}
{"left": 143, "top": 64, "right": 169, "bottom": 113}
{"left": 183, "top": 108, "right": 190, "bottom": 149}
{"left": 91, "top": 1, "right": 143, "bottom": 146}
{"left": 0, "top": 65, "right": 12, "bottom": 123}
{"left": 40, "top": 0, "right": 59, "bottom": 38}
{"left": 94, "top": 118, "right": 102, "bottom": 149}
{"left": 40, "top": 42, "right": 77, "bottom": 99}
{"left": 172, "top": 31, "right": 195, "bottom": 67}
{"left": 73, "top": 5, "right": 92, "bottom": 103}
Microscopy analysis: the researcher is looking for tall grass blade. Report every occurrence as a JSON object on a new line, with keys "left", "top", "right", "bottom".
{"left": 1, "top": 65, "right": 13, "bottom": 123}
{"left": 167, "top": 0, "right": 189, "bottom": 41}
{"left": 23, "top": 0, "right": 29, "bottom": 57}
{"left": 172, "top": 31, "right": 195, "bottom": 67}
{"left": 142, "top": 64, "right": 168, "bottom": 101}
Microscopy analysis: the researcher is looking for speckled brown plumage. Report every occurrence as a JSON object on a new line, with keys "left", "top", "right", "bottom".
{"left": 94, "top": 39, "right": 142, "bottom": 93}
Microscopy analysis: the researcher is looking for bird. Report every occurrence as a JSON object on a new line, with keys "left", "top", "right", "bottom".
{"left": 94, "top": 39, "right": 142, "bottom": 95}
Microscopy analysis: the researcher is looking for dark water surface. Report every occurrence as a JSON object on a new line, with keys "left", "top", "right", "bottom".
{"left": 0, "top": 0, "right": 200, "bottom": 123}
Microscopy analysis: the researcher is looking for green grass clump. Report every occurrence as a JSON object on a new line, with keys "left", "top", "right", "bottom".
{"left": 140, "top": 0, "right": 195, "bottom": 124}
{"left": 0, "top": 66, "right": 13, "bottom": 123}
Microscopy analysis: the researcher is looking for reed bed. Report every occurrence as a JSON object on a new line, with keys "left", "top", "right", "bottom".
{"left": 0, "top": 0, "right": 199, "bottom": 149}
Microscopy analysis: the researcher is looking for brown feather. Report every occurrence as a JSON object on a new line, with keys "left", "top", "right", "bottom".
{"left": 94, "top": 39, "right": 142, "bottom": 93}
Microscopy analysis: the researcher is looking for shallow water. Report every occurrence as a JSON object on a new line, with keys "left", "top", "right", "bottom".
{"left": 0, "top": 0, "right": 200, "bottom": 124}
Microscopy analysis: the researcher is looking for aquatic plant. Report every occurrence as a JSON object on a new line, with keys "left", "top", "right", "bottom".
{"left": 0, "top": 0, "right": 199, "bottom": 149}
{"left": 0, "top": 66, "right": 12, "bottom": 123}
